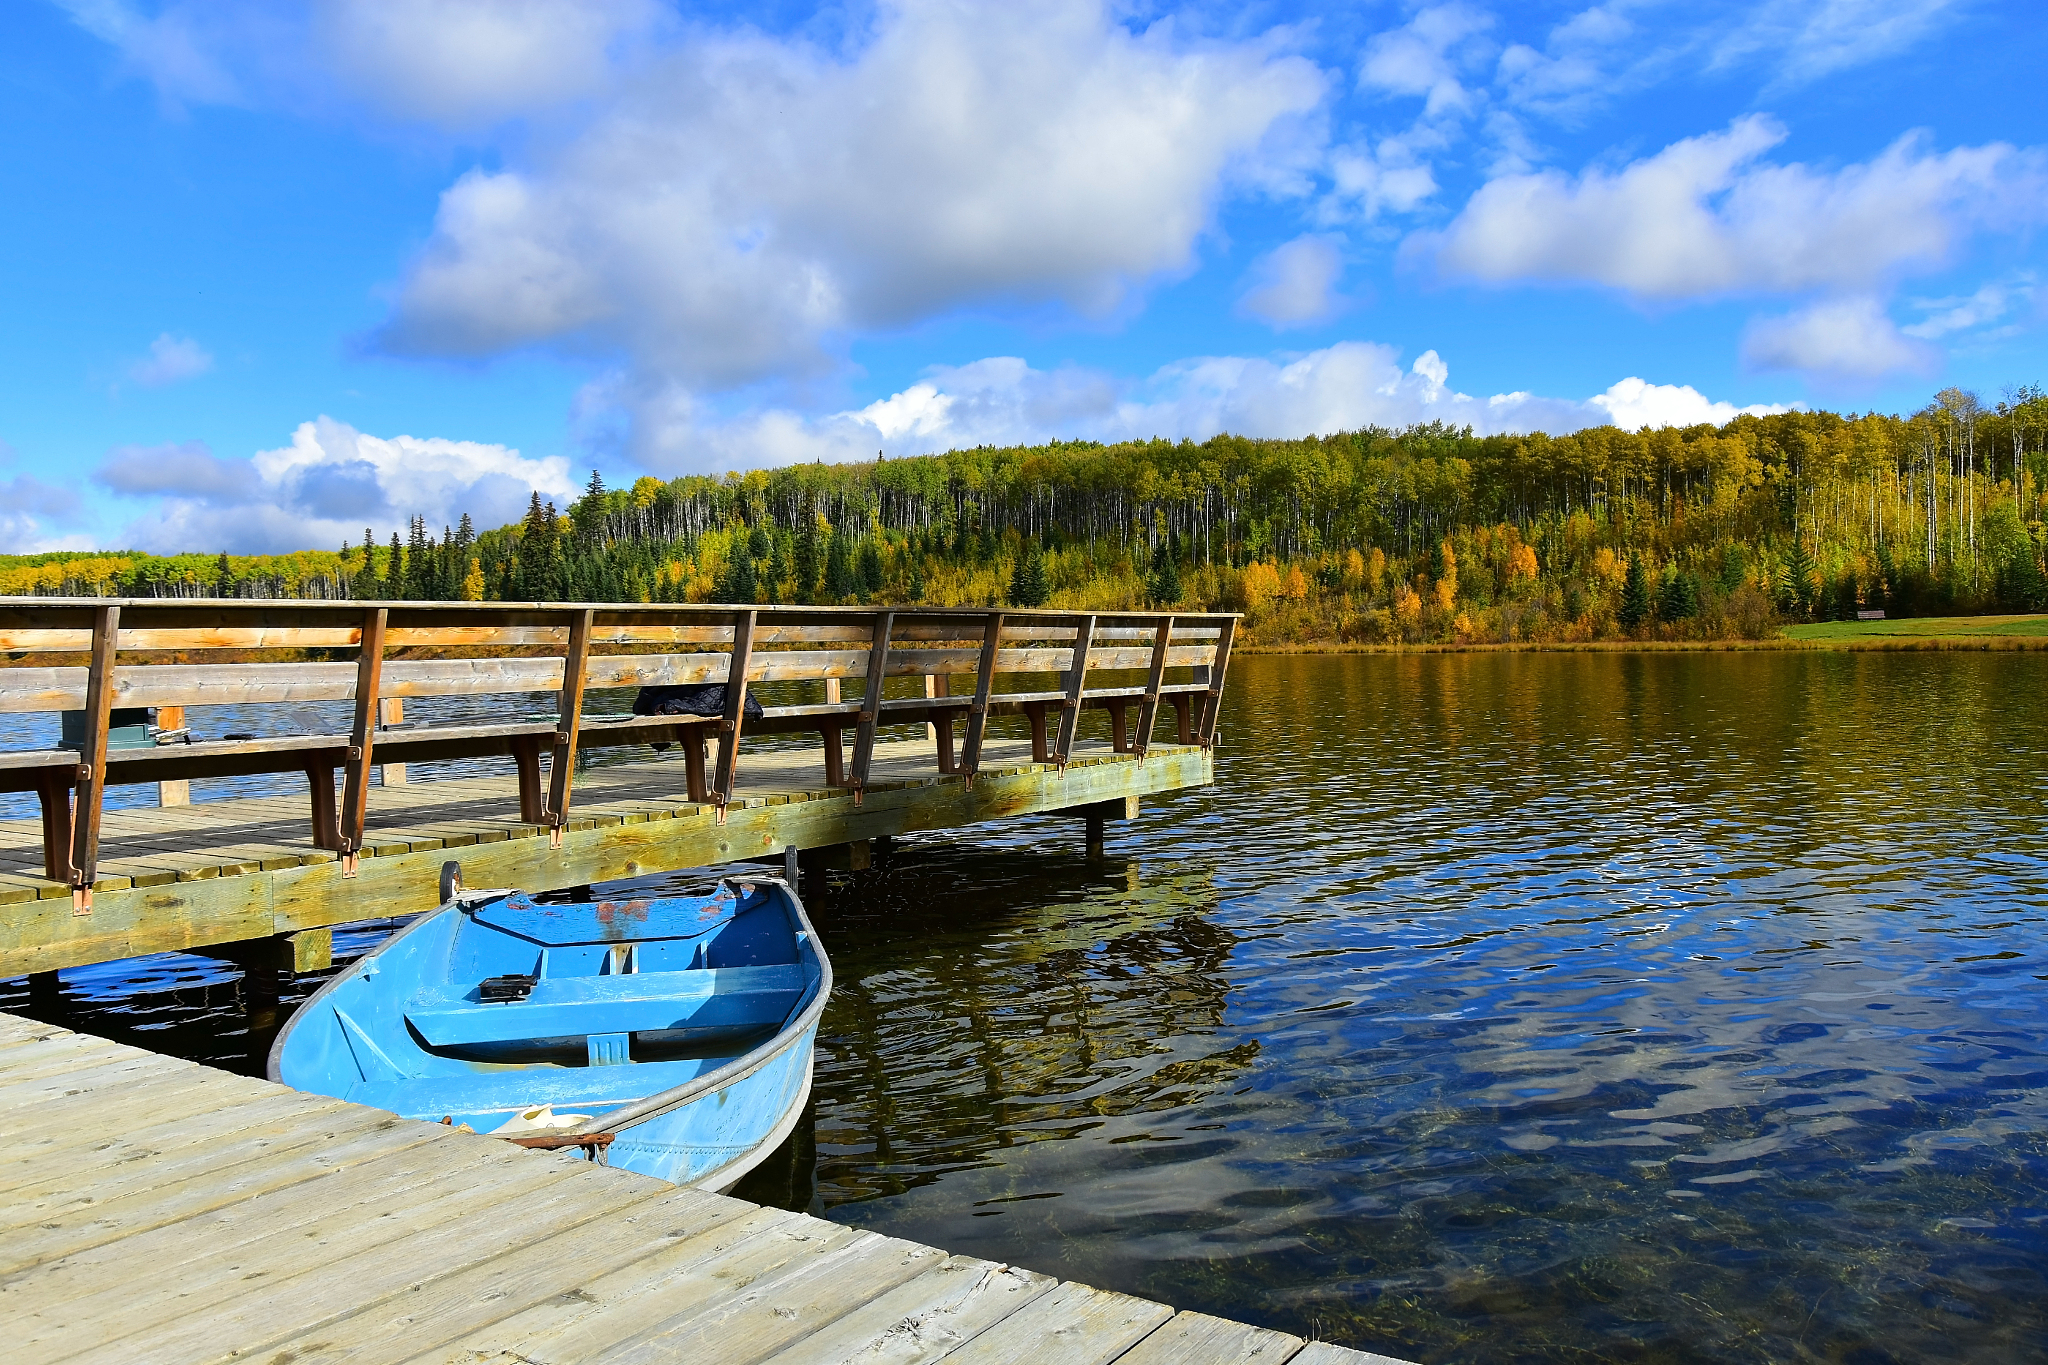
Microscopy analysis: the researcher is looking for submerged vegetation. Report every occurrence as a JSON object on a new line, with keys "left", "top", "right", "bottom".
{"left": 9, "top": 387, "right": 2048, "bottom": 646}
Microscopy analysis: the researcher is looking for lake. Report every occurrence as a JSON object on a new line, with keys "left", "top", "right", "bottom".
{"left": 9, "top": 651, "right": 2046, "bottom": 1364}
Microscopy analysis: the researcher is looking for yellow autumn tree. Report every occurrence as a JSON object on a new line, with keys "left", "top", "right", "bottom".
{"left": 1393, "top": 584, "right": 1422, "bottom": 626}
{"left": 460, "top": 556, "right": 485, "bottom": 601}
{"left": 1242, "top": 561, "right": 1282, "bottom": 609}
{"left": 1283, "top": 564, "right": 1310, "bottom": 600}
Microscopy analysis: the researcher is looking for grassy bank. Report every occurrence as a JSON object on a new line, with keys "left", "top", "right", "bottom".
{"left": 1241, "top": 614, "right": 2048, "bottom": 655}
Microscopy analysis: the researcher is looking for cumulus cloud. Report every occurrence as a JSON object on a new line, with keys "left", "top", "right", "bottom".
{"left": 92, "top": 418, "right": 577, "bottom": 553}
{"left": 1587, "top": 376, "right": 1793, "bottom": 428}
{"left": 592, "top": 343, "right": 1792, "bottom": 471}
{"left": 316, "top": 0, "right": 665, "bottom": 124}
{"left": 1418, "top": 116, "right": 2047, "bottom": 300}
{"left": 127, "top": 333, "right": 214, "bottom": 386}
{"left": 378, "top": 0, "right": 1325, "bottom": 398}
{"left": 1360, "top": 3, "right": 1494, "bottom": 118}
{"left": 56, "top": 0, "right": 663, "bottom": 123}
{"left": 1239, "top": 236, "right": 1348, "bottom": 327}
{"left": 1741, "top": 296, "right": 1939, "bottom": 382}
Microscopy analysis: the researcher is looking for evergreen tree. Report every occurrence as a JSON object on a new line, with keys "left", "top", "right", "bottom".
{"left": 1618, "top": 556, "right": 1651, "bottom": 629}
{"left": 793, "top": 522, "right": 822, "bottom": 603}
{"left": 855, "top": 537, "right": 883, "bottom": 600}
{"left": 388, "top": 533, "right": 405, "bottom": 600}
{"left": 1783, "top": 539, "right": 1816, "bottom": 621}
{"left": 214, "top": 551, "right": 233, "bottom": 599}
{"left": 823, "top": 531, "right": 855, "bottom": 601}
{"left": 716, "top": 548, "right": 757, "bottom": 603}
{"left": 1148, "top": 540, "right": 1181, "bottom": 605}
{"left": 1658, "top": 568, "right": 1698, "bottom": 621}
{"left": 1009, "top": 547, "right": 1049, "bottom": 608}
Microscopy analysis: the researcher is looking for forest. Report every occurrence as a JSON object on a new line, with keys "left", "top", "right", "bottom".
{"left": 6, "top": 387, "right": 2046, "bottom": 646}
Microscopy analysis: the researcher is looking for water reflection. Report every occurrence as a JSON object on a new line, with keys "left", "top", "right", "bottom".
{"left": 6, "top": 652, "right": 2048, "bottom": 1364}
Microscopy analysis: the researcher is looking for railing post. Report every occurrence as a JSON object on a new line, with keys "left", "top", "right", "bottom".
{"left": 1197, "top": 617, "right": 1235, "bottom": 747}
{"left": 1133, "top": 616, "right": 1173, "bottom": 758}
{"left": 338, "top": 607, "right": 387, "bottom": 877}
{"left": 155, "top": 704, "right": 190, "bottom": 806}
{"left": 712, "top": 610, "right": 757, "bottom": 822}
{"left": 545, "top": 608, "right": 594, "bottom": 848}
{"left": 848, "top": 610, "right": 894, "bottom": 804}
{"left": 960, "top": 613, "right": 1002, "bottom": 786}
{"left": 67, "top": 603, "right": 118, "bottom": 914}
{"left": 1052, "top": 614, "right": 1095, "bottom": 770}
{"left": 377, "top": 697, "right": 406, "bottom": 787}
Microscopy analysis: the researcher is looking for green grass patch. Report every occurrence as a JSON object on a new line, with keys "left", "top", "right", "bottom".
{"left": 1784, "top": 614, "right": 2048, "bottom": 641}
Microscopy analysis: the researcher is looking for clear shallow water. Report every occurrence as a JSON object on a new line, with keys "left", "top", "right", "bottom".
{"left": 8, "top": 652, "right": 2047, "bottom": 1364}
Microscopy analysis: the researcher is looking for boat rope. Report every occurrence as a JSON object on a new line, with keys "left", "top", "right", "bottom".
{"left": 499, "top": 1130, "right": 617, "bottom": 1164}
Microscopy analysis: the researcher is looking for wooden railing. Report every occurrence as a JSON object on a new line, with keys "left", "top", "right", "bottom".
{"left": 0, "top": 601, "right": 1236, "bottom": 910}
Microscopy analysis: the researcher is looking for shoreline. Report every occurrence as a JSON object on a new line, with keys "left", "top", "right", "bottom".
{"left": 1238, "top": 634, "right": 2048, "bottom": 656}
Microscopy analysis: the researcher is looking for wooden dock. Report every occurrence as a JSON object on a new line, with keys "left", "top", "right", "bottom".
{"left": 0, "top": 1010, "right": 1410, "bottom": 1365}
{"left": 0, "top": 601, "right": 1232, "bottom": 978}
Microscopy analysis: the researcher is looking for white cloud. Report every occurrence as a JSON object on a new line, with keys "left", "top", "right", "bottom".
{"left": 1588, "top": 376, "right": 1793, "bottom": 429}
{"left": 1418, "top": 116, "right": 2048, "bottom": 300}
{"left": 92, "top": 417, "right": 577, "bottom": 554}
{"left": 56, "top": 0, "right": 662, "bottom": 124}
{"left": 128, "top": 332, "right": 214, "bottom": 386}
{"left": 1902, "top": 275, "right": 2039, "bottom": 340}
{"left": 378, "top": 0, "right": 1326, "bottom": 402}
{"left": 1715, "top": 0, "right": 1965, "bottom": 88}
{"left": 591, "top": 343, "right": 1792, "bottom": 470}
{"left": 1741, "top": 296, "right": 1939, "bottom": 382}
{"left": 315, "top": 0, "right": 665, "bottom": 125}
{"left": 1239, "top": 236, "right": 1348, "bottom": 327}
{"left": 1325, "top": 138, "right": 1439, "bottom": 221}
{"left": 1360, "top": 3, "right": 1493, "bottom": 119}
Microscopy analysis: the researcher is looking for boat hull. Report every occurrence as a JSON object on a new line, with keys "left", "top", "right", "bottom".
{"left": 269, "top": 876, "right": 830, "bottom": 1191}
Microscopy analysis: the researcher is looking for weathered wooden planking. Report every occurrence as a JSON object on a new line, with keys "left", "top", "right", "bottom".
{"left": 596, "top": 1234, "right": 950, "bottom": 1365}
{"left": 0, "top": 644, "right": 1215, "bottom": 710}
{"left": 0, "top": 1014, "right": 1410, "bottom": 1365}
{"left": 1115, "top": 1311, "right": 1306, "bottom": 1364}
{"left": 0, "top": 1088, "right": 354, "bottom": 1200}
{"left": 1288, "top": 1344, "right": 1422, "bottom": 1365}
{"left": 755, "top": 1256, "right": 1057, "bottom": 1365}
{"left": 413, "top": 1206, "right": 866, "bottom": 1363}
{"left": 0, "top": 618, "right": 1219, "bottom": 653}
{"left": 260, "top": 1188, "right": 759, "bottom": 1365}
{"left": 0, "top": 739, "right": 1211, "bottom": 975}
{"left": 936, "top": 1280, "right": 1176, "bottom": 1365}
{"left": 0, "top": 1112, "right": 447, "bottom": 1274}
{"left": 60, "top": 1159, "right": 663, "bottom": 1365}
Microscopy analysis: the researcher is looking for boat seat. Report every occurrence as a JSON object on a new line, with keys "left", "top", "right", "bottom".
{"left": 406, "top": 963, "right": 805, "bottom": 1047}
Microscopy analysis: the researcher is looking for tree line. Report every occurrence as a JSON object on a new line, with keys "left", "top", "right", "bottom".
{"left": 7, "top": 386, "right": 2046, "bottom": 644}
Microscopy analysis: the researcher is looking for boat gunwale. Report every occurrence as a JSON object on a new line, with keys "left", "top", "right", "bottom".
{"left": 265, "top": 877, "right": 832, "bottom": 1153}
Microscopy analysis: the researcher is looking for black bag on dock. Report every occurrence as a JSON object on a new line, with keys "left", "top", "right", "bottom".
{"left": 632, "top": 684, "right": 764, "bottom": 720}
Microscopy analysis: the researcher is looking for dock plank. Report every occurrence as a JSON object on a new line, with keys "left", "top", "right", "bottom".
{"left": 755, "top": 1256, "right": 1057, "bottom": 1365}
{"left": 595, "top": 1233, "right": 947, "bottom": 1365}
{"left": 1114, "top": 1310, "right": 1305, "bottom": 1364}
{"left": 0, "top": 1010, "right": 1417, "bottom": 1365}
{"left": 69, "top": 1158, "right": 664, "bottom": 1365}
{"left": 411, "top": 1207, "right": 859, "bottom": 1364}
{"left": 0, "top": 1089, "right": 354, "bottom": 1199}
{"left": 934, "top": 1280, "right": 1174, "bottom": 1365}
{"left": 257, "top": 1188, "right": 758, "bottom": 1365}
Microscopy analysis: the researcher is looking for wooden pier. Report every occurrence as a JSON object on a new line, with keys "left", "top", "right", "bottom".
{"left": 0, "top": 1011, "right": 1409, "bottom": 1365}
{"left": 0, "top": 601, "right": 1232, "bottom": 978}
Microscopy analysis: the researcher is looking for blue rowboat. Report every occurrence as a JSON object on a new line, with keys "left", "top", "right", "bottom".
{"left": 268, "top": 872, "right": 830, "bottom": 1190}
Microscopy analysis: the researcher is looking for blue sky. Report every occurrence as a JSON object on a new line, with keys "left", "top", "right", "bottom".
{"left": 4, "top": 0, "right": 2045, "bottom": 553}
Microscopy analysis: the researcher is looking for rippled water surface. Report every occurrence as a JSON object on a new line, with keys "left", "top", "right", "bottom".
{"left": 9, "top": 652, "right": 2048, "bottom": 1364}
